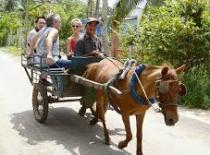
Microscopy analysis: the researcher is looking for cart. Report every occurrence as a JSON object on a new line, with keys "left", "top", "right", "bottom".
{"left": 21, "top": 54, "right": 122, "bottom": 123}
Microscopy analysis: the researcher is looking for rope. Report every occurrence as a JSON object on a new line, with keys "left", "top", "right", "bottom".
{"left": 133, "top": 71, "right": 162, "bottom": 113}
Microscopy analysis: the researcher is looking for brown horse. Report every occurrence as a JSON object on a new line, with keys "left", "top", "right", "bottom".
{"left": 84, "top": 58, "right": 187, "bottom": 155}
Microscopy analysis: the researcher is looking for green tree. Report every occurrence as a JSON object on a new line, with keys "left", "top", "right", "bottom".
{"left": 111, "top": 0, "right": 144, "bottom": 57}
{"left": 139, "top": 0, "right": 210, "bottom": 70}
{"left": 120, "top": 0, "right": 210, "bottom": 109}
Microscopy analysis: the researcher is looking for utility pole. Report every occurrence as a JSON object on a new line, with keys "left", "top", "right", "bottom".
{"left": 87, "top": 0, "right": 93, "bottom": 18}
{"left": 95, "top": 0, "right": 100, "bottom": 18}
{"left": 101, "top": 0, "right": 109, "bottom": 56}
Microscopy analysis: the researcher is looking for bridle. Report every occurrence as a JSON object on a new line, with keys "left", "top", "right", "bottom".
{"left": 131, "top": 64, "right": 180, "bottom": 113}
{"left": 155, "top": 79, "right": 179, "bottom": 108}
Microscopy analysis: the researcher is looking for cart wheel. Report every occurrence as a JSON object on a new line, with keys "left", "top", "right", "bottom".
{"left": 32, "top": 83, "right": 48, "bottom": 123}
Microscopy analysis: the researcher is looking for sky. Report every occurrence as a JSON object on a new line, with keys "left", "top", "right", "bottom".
{"left": 108, "top": 0, "right": 118, "bottom": 8}
{"left": 82, "top": 0, "right": 119, "bottom": 8}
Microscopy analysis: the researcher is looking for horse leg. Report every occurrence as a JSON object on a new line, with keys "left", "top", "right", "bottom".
{"left": 136, "top": 113, "right": 146, "bottom": 155}
{"left": 118, "top": 115, "right": 132, "bottom": 149}
{"left": 97, "top": 90, "right": 110, "bottom": 145}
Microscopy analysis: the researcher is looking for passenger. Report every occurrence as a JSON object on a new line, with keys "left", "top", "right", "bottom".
{"left": 26, "top": 16, "right": 46, "bottom": 57}
{"left": 30, "top": 13, "right": 71, "bottom": 68}
{"left": 30, "top": 13, "right": 71, "bottom": 97}
{"left": 75, "top": 17, "right": 104, "bottom": 116}
{"left": 66, "top": 18, "right": 83, "bottom": 59}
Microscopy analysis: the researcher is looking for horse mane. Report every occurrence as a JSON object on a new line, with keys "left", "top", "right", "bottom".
{"left": 143, "top": 63, "right": 177, "bottom": 80}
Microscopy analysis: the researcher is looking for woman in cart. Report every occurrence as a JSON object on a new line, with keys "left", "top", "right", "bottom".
{"left": 66, "top": 18, "right": 83, "bottom": 59}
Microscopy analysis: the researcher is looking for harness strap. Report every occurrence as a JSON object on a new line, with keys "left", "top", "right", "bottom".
{"left": 130, "top": 64, "right": 156, "bottom": 105}
{"left": 119, "top": 59, "right": 137, "bottom": 80}
{"left": 105, "top": 75, "right": 122, "bottom": 114}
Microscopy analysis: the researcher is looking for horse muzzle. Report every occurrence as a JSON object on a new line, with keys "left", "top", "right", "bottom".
{"left": 165, "top": 117, "right": 178, "bottom": 126}
{"left": 162, "top": 107, "right": 179, "bottom": 126}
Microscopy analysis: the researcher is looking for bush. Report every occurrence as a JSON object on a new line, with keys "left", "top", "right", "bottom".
{"left": 0, "top": 12, "right": 21, "bottom": 46}
{"left": 119, "top": 0, "right": 210, "bottom": 109}
{"left": 139, "top": 0, "right": 210, "bottom": 69}
{"left": 181, "top": 66, "right": 210, "bottom": 109}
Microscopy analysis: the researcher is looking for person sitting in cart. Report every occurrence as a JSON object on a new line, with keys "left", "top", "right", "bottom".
{"left": 75, "top": 17, "right": 104, "bottom": 116}
{"left": 66, "top": 18, "right": 83, "bottom": 59}
{"left": 75, "top": 17, "right": 103, "bottom": 58}
{"left": 26, "top": 16, "right": 46, "bottom": 57}
{"left": 25, "top": 16, "right": 46, "bottom": 65}
{"left": 29, "top": 13, "right": 72, "bottom": 97}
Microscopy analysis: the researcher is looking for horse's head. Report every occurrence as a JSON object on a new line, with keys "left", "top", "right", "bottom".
{"left": 156, "top": 65, "right": 187, "bottom": 126}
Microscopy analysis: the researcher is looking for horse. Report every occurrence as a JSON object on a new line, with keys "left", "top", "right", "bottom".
{"left": 83, "top": 58, "right": 187, "bottom": 155}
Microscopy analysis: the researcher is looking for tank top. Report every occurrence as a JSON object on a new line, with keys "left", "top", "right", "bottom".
{"left": 68, "top": 38, "right": 77, "bottom": 53}
{"left": 36, "top": 27, "right": 59, "bottom": 64}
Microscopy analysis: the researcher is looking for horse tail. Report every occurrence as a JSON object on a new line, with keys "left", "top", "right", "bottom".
{"left": 83, "top": 63, "right": 99, "bottom": 81}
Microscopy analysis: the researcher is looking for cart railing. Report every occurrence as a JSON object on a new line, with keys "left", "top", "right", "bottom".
{"left": 21, "top": 53, "right": 122, "bottom": 97}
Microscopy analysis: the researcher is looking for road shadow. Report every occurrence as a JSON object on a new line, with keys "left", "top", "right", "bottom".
{"left": 10, "top": 106, "right": 132, "bottom": 155}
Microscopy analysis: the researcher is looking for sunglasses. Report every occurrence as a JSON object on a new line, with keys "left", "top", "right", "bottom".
{"left": 72, "top": 25, "right": 80, "bottom": 28}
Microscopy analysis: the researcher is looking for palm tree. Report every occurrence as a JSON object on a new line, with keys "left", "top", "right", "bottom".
{"left": 111, "top": 0, "right": 144, "bottom": 57}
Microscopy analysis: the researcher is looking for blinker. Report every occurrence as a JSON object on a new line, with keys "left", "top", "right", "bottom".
{"left": 156, "top": 80, "right": 169, "bottom": 94}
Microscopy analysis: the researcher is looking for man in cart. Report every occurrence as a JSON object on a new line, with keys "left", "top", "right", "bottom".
{"left": 26, "top": 16, "right": 46, "bottom": 57}
{"left": 29, "top": 13, "right": 71, "bottom": 97}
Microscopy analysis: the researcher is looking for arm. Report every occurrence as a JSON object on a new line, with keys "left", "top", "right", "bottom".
{"left": 75, "top": 40, "right": 100, "bottom": 57}
{"left": 84, "top": 39, "right": 103, "bottom": 57}
{"left": 28, "top": 32, "right": 40, "bottom": 56}
{"left": 67, "top": 37, "right": 74, "bottom": 56}
{"left": 46, "top": 28, "right": 58, "bottom": 64}
{"left": 75, "top": 39, "right": 85, "bottom": 56}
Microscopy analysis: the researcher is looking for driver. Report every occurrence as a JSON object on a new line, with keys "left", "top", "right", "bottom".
{"left": 75, "top": 17, "right": 103, "bottom": 57}
{"left": 75, "top": 17, "right": 104, "bottom": 116}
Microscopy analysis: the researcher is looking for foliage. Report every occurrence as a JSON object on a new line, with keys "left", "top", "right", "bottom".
{"left": 119, "top": 0, "right": 210, "bottom": 109}
{"left": 181, "top": 66, "right": 210, "bottom": 109}
{"left": 0, "top": 46, "right": 22, "bottom": 55}
{"left": 0, "top": 12, "right": 21, "bottom": 46}
{"left": 140, "top": 0, "right": 210, "bottom": 69}
{"left": 113, "top": 0, "right": 143, "bottom": 23}
{"left": 0, "top": 0, "right": 87, "bottom": 51}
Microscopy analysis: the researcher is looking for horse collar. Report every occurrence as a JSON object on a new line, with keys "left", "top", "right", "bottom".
{"left": 130, "top": 64, "right": 158, "bottom": 105}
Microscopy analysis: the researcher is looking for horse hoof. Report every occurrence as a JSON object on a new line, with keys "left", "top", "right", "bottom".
{"left": 104, "top": 135, "right": 110, "bottom": 145}
{"left": 118, "top": 141, "right": 127, "bottom": 149}
{"left": 89, "top": 118, "right": 98, "bottom": 126}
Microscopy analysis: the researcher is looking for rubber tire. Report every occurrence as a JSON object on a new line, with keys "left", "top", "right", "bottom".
{"left": 32, "top": 83, "right": 48, "bottom": 123}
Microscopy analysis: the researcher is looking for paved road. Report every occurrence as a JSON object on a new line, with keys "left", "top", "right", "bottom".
{"left": 0, "top": 51, "right": 210, "bottom": 155}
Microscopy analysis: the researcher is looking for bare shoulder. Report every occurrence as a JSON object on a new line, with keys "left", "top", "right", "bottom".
{"left": 67, "top": 36, "right": 73, "bottom": 41}
{"left": 51, "top": 27, "right": 58, "bottom": 33}
{"left": 48, "top": 28, "right": 58, "bottom": 38}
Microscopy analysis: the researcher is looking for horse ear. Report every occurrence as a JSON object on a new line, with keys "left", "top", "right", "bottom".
{"left": 179, "top": 83, "right": 187, "bottom": 96}
{"left": 176, "top": 64, "right": 186, "bottom": 74}
{"left": 161, "top": 67, "right": 169, "bottom": 76}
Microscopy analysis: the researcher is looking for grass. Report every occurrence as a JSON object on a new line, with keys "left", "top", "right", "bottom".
{"left": 0, "top": 46, "right": 23, "bottom": 56}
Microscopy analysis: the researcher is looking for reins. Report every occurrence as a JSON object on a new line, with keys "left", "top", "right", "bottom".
{"left": 133, "top": 71, "right": 162, "bottom": 113}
